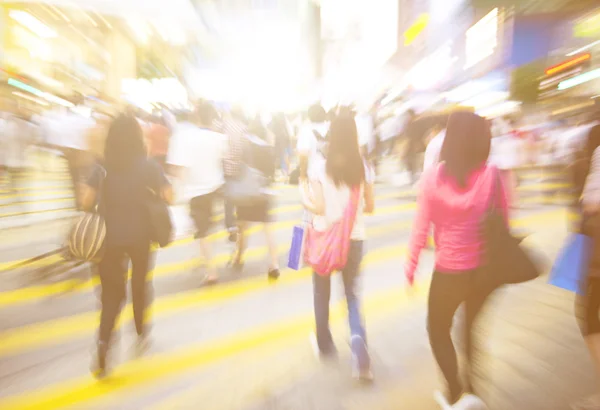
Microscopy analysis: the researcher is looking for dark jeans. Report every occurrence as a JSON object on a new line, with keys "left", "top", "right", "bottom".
{"left": 223, "top": 178, "right": 236, "bottom": 231}
{"left": 427, "top": 269, "right": 494, "bottom": 402}
{"left": 576, "top": 277, "right": 600, "bottom": 336}
{"left": 313, "top": 240, "right": 366, "bottom": 353}
{"left": 98, "top": 241, "right": 153, "bottom": 344}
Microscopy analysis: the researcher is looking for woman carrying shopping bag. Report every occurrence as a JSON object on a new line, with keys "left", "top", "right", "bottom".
{"left": 405, "top": 112, "right": 509, "bottom": 409}
{"left": 81, "top": 114, "right": 173, "bottom": 378}
{"left": 302, "top": 112, "right": 375, "bottom": 381}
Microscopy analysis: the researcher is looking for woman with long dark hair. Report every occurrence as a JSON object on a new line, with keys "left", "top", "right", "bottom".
{"left": 82, "top": 114, "right": 173, "bottom": 378}
{"left": 405, "top": 111, "right": 508, "bottom": 408}
{"left": 302, "top": 113, "right": 375, "bottom": 380}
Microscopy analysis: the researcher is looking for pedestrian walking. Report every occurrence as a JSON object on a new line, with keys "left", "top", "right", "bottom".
{"left": 405, "top": 112, "right": 509, "bottom": 409}
{"left": 82, "top": 114, "right": 173, "bottom": 378}
{"left": 301, "top": 113, "right": 375, "bottom": 381}
{"left": 230, "top": 116, "right": 281, "bottom": 279}
{"left": 168, "top": 103, "right": 228, "bottom": 284}
{"left": 571, "top": 124, "right": 600, "bottom": 410}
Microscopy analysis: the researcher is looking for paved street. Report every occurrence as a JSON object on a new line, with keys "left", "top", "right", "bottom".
{"left": 0, "top": 154, "right": 594, "bottom": 410}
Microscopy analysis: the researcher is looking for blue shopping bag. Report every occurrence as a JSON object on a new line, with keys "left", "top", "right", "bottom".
{"left": 287, "top": 225, "right": 305, "bottom": 271}
{"left": 549, "top": 234, "right": 593, "bottom": 295}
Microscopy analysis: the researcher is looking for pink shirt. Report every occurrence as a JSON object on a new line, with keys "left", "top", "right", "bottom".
{"left": 405, "top": 163, "right": 509, "bottom": 280}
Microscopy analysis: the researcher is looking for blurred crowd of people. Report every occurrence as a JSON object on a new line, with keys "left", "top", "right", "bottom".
{"left": 4, "top": 96, "right": 600, "bottom": 408}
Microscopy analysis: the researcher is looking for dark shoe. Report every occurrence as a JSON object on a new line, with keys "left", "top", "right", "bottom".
{"left": 227, "top": 228, "right": 238, "bottom": 243}
{"left": 309, "top": 332, "right": 338, "bottom": 362}
{"left": 268, "top": 268, "right": 280, "bottom": 280}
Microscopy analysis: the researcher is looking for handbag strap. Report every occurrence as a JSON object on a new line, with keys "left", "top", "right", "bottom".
{"left": 486, "top": 167, "right": 502, "bottom": 214}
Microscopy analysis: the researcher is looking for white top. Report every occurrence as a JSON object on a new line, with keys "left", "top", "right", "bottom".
{"left": 168, "top": 122, "right": 228, "bottom": 200}
{"left": 312, "top": 161, "right": 374, "bottom": 240}
{"left": 355, "top": 113, "right": 374, "bottom": 152}
{"left": 297, "top": 121, "right": 330, "bottom": 180}
{"left": 423, "top": 130, "right": 445, "bottom": 172}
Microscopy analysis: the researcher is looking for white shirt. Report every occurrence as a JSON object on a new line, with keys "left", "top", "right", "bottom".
{"left": 168, "top": 122, "right": 228, "bottom": 200}
{"left": 297, "top": 121, "right": 330, "bottom": 180}
{"left": 312, "top": 161, "right": 374, "bottom": 241}
{"left": 355, "top": 114, "right": 374, "bottom": 152}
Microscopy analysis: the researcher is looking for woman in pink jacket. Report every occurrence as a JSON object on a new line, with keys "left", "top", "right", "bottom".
{"left": 405, "top": 112, "right": 508, "bottom": 408}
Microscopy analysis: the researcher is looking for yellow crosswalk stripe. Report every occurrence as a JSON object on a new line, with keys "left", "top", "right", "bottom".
{"left": 0, "top": 208, "right": 564, "bottom": 360}
{"left": 0, "top": 250, "right": 423, "bottom": 410}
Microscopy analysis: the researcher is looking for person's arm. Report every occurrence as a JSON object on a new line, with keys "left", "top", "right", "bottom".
{"left": 296, "top": 128, "right": 311, "bottom": 180}
{"left": 364, "top": 183, "right": 375, "bottom": 214}
{"left": 80, "top": 165, "right": 103, "bottom": 211}
{"left": 301, "top": 179, "right": 325, "bottom": 215}
{"left": 363, "top": 162, "right": 375, "bottom": 214}
{"left": 404, "top": 172, "right": 433, "bottom": 285}
{"left": 80, "top": 185, "right": 97, "bottom": 211}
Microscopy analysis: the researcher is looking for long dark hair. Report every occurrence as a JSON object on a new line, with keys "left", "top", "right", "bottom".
{"left": 104, "top": 114, "right": 146, "bottom": 171}
{"left": 440, "top": 111, "right": 491, "bottom": 187}
{"left": 326, "top": 113, "right": 365, "bottom": 187}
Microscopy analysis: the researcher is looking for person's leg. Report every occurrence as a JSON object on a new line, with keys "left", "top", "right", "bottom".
{"left": 95, "top": 245, "right": 128, "bottom": 376}
{"left": 463, "top": 270, "right": 496, "bottom": 394}
{"left": 341, "top": 241, "right": 366, "bottom": 341}
{"left": 577, "top": 277, "right": 600, "bottom": 373}
{"left": 231, "top": 220, "right": 247, "bottom": 270}
{"left": 428, "top": 270, "right": 470, "bottom": 404}
{"left": 129, "top": 241, "right": 153, "bottom": 338}
{"left": 222, "top": 179, "right": 237, "bottom": 240}
{"left": 313, "top": 272, "right": 334, "bottom": 354}
{"left": 341, "top": 240, "right": 371, "bottom": 379}
{"left": 190, "top": 194, "right": 218, "bottom": 283}
{"left": 263, "top": 222, "right": 280, "bottom": 279}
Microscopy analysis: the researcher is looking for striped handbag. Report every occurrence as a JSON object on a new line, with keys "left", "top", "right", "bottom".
{"left": 67, "top": 212, "right": 106, "bottom": 262}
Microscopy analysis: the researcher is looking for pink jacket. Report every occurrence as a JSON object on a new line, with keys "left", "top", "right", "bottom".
{"left": 405, "top": 163, "right": 509, "bottom": 280}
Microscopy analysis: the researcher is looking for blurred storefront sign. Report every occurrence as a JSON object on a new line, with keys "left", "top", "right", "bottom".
{"left": 464, "top": 8, "right": 499, "bottom": 69}
{"left": 545, "top": 53, "right": 591, "bottom": 76}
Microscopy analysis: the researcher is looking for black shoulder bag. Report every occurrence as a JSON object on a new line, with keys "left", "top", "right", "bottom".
{"left": 483, "top": 171, "right": 541, "bottom": 288}
{"left": 144, "top": 162, "right": 173, "bottom": 248}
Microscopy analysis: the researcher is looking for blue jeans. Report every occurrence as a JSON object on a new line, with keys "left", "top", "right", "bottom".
{"left": 313, "top": 240, "right": 366, "bottom": 353}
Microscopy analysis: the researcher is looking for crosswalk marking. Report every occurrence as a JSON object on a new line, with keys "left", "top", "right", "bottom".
{"left": 0, "top": 209, "right": 564, "bottom": 360}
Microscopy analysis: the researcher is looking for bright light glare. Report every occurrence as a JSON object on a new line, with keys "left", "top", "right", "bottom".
{"left": 478, "top": 100, "right": 521, "bottom": 118}
{"left": 407, "top": 43, "right": 456, "bottom": 90}
{"left": 462, "top": 91, "right": 509, "bottom": 109}
{"left": 465, "top": 8, "right": 498, "bottom": 69}
{"left": 558, "top": 68, "right": 600, "bottom": 90}
{"left": 12, "top": 91, "right": 49, "bottom": 106}
{"left": 9, "top": 10, "right": 57, "bottom": 38}
{"left": 128, "top": 19, "right": 149, "bottom": 44}
{"left": 8, "top": 78, "right": 73, "bottom": 107}
{"left": 566, "top": 39, "right": 600, "bottom": 56}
